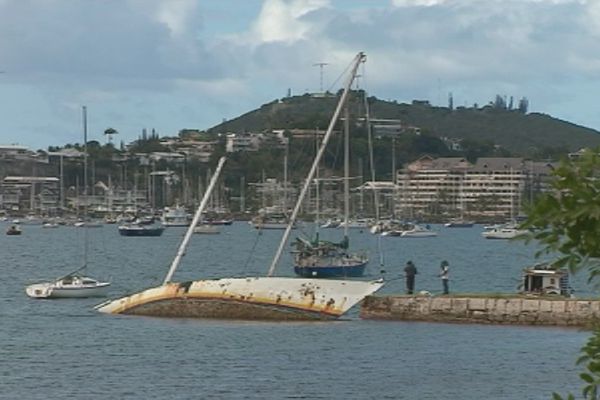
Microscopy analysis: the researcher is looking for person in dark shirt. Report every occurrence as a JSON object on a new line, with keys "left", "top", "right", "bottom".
{"left": 404, "top": 260, "right": 418, "bottom": 294}
{"left": 439, "top": 260, "right": 450, "bottom": 294}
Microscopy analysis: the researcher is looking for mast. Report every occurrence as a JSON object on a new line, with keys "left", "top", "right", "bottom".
{"left": 283, "top": 140, "right": 288, "bottom": 214}
{"left": 364, "top": 87, "right": 380, "bottom": 223}
{"left": 391, "top": 136, "right": 396, "bottom": 218}
{"left": 343, "top": 105, "right": 350, "bottom": 238}
{"left": 315, "top": 128, "right": 320, "bottom": 235}
{"left": 163, "top": 156, "right": 226, "bottom": 285}
{"left": 82, "top": 106, "right": 89, "bottom": 268}
{"left": 267, "top": 52, "right": 366, "bottom": 277}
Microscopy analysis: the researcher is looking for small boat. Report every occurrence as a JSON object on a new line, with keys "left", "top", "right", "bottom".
{"left": 399, "top": 224, "right": 437, "bottom": 238}
{"left": 162, "top": 206, "right": 191, "bottom": 227}
{"left": 26, "top": 271, "right": 110, "bottom": 299}
{"left": 320, "top": 218, "right": 341, "bottom": 229}
{"left": 193, "top": 224, "right": 219, "bottom": 234}
{"left": 74, "top": 220, "right": 103, "bottom": 228}
{"left": 203, "top": 216, "right": 234, "bottom": 225}
{"left": 379, "top": 222, "right": 436, "bottom": 237}
{"left": 6, "top": 225, "right": 21, "bottom": 235}
{"left": 374, "top": 219, "right": 408, "bottom": 235}
{"left": 338, "top": 218, "right": 371, "bottom": 229}
{"left": 444, "top": 219, "right": 475, "bottom": 228}
{"left": 250, "top": 213, "right": 296, "bottom": 230}
{"left": 481, "top": 223, "right": 526, "bottom": 239}
{"left": 118, "top": 223, "right": 165, "bottom": 237}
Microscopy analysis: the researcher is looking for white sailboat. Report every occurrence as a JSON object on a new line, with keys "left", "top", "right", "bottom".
{"left": 26, "top": 106, "right": 110, "bottom": 299}
{"left": 95, "top": 53, "right": 384, "bottom": 320}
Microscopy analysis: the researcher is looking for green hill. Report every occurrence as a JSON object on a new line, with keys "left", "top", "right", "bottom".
{"left": 208, "top": 92, "right": 600, "bottom": 158}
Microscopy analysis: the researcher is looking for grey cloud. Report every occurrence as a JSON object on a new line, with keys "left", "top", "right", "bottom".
{"left": 0, "top": 0, "right": 235, "bottom": 86}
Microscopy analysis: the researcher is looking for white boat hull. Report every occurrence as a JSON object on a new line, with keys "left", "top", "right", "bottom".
{"left": 26, "top": 282, "right": 110, "bottom": 298}
{"left": 401, "top": 231, "right": 438, "bottom": 238}
{"left": 482, "top": 229, "right": 526, "bottom": 239}
{"left": 95, "top": 277, "right": 384, "bottom": 320}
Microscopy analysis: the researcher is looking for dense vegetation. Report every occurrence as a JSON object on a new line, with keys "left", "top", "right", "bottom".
{"left": 210, "top": 91, "right": 600, "bottom": 159}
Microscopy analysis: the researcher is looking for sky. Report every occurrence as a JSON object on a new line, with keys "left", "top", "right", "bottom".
{"left": 1, "top": 0, "right": 600, "bottom": 150}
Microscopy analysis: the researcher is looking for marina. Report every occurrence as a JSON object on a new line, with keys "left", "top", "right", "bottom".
{"left": 2, "top": 220, "right": 593, "bottom": 398}
{"left": 2, "top": 2, "right": 600, "bottom": 399}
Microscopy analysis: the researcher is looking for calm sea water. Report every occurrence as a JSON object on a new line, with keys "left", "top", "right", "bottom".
{"left": 0, "top": 222, "right": 592, "bottom": 399}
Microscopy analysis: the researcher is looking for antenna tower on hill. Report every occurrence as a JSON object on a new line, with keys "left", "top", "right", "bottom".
{"left": 313, "top": 62, "right": 328, "bottom": 93}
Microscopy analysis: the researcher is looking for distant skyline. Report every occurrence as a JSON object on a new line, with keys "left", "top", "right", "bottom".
{"left": 1, "top": 0, "right": 600, "bottom": 150}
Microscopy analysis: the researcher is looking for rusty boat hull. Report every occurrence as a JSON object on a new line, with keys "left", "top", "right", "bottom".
{"left": 95, "top": 277, "right": 384, "bottom": 320}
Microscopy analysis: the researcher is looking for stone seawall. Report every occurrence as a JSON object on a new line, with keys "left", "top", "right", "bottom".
{"left": 360, "top": 296, "right": 600, "bottom": 327}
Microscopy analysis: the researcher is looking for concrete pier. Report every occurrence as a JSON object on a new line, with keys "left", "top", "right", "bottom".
{"left": 360, "top": 295, "right": 600, "bottom": 327}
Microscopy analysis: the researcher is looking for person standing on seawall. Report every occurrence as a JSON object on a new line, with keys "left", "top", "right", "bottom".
{"left": 439, "top": 260, "right": 449, "bottom": 294}
{"left": 404, "top": 260, "right": 417, "bottom": 295}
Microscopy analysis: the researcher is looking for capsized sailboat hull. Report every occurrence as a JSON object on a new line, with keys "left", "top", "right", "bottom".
{"left": 95, "top": 277, "right": 384, "bottom": 320}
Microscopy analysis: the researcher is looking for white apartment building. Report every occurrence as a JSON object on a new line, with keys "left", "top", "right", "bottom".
{"left": 396, "top": 156, "right": 553, "bottom": 219}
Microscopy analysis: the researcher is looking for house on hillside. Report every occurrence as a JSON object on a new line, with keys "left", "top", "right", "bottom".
{"left": 225, "top": 131, "right": 288, "bottom": 153}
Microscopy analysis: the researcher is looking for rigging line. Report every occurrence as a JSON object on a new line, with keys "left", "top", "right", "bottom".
{"left": 362, "top": 76, "right": 386, "bottom": 270}
{"left": 326, "top": 58, "right": 354, "bottom": 94}
{"left": 242, "top": 226, "right": 264, "bottom": 272}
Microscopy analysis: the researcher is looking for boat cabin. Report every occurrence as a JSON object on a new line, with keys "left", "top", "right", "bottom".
{"left": 521, "top": 264, "right": 570, "bottom": 296}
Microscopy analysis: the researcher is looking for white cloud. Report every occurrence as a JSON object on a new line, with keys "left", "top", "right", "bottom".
{"left": 155, "top": 0, "right": 198, "bottom": 37}
{"left": 392, "top": 0, "right": 448, "bottom": 6}
{"left": 249, "top": 0, "right": 330, "bottom": 43}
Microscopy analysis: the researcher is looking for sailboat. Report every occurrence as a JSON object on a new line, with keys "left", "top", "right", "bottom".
{"left": 95, "top": 53, "right": 384, "bottom": 320}
{"left": 25, "top": 106, "right": 110, "bottom": 299}
{"left": 292, "top": 93, "right": 368, "bottom": 278}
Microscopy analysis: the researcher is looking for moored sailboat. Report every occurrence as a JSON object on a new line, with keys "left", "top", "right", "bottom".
{"left": 95, "top": 53, "right": 384, "bottom": 320}
{"left": 26, "top": 269, "right": 110, "bottom": 298}
{"left": 292, "top": 86, "right": 369, "bottom": 278}
{"left": 26, "top": 106, "right": 110, "bottom": 299}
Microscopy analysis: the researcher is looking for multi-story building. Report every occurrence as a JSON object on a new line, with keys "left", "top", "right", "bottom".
{"left": 225, "top": 133, "right": 263, "bottom": 152}
{"left": 396, "top": 156, "right": 554, "bottom": 220}
{"left": 0, "top": 176, "right": 60, "bottom": 214}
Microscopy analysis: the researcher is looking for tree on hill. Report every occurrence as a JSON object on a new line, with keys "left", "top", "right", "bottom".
{"left": 129, "top": 129, "right": 167, "bottom": 153}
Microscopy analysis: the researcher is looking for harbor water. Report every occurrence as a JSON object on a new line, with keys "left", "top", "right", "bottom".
{"left": 1, "top": 222, "right": 592, "bottom": 399}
